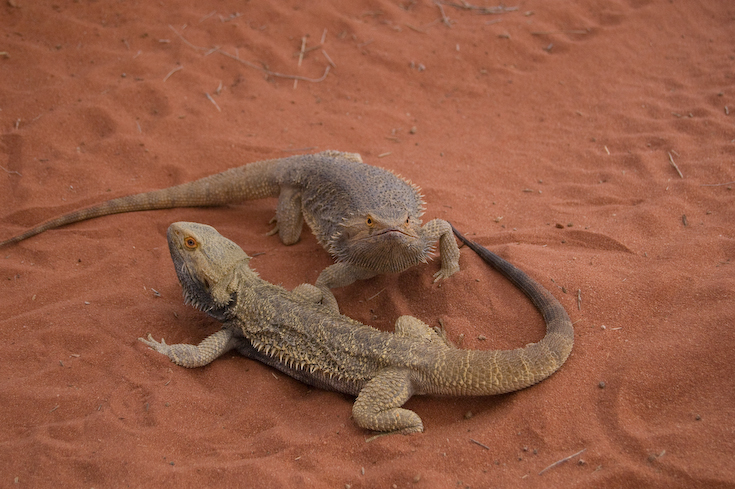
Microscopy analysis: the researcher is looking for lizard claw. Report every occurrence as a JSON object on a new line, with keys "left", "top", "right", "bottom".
{"left": 432, "top": 265, "right": 459, "bottom": 282}
{"left": 266, "top": 216, "right": 279, "bottom": 237}
{"left": 138, "top": 334, "right": 171, "bottom": 355}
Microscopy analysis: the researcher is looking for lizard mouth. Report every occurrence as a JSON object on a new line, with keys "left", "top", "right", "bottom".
{"left": 372, "top": 228, "right": 419, "bottom": 239}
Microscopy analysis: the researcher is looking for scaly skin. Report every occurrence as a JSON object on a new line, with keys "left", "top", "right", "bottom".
{"left": 139, "top": 222, "right": 574, "bottom": 434}
{"left": 0, "top": 151, "right": 459, "bottom": 309}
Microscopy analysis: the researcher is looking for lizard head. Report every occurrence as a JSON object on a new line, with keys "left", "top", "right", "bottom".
{"left": 329, "top": 210, "right": 431, "bottom": 273}
{"left": 167, "top": 222, "right": 255, "bottom": 321}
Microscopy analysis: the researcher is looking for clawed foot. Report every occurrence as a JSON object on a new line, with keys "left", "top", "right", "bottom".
{"left": 432, "top": 264, "right": 460, "bottom": 283}
{"left": 138, "top": 334, "right": 171, "bottom": 355}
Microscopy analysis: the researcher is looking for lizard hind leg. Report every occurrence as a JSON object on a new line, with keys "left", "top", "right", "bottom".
{"left": 352, "top": 367, "right": 423, "bottom": 434}
{"left": 267, "top": 186, "right": 304, "bottom": 245}
{"left": 290, "top": 283, "right": 342, "bottom": 313}
{"left": 395, "top": 315, "right": 455, "bottom": 348}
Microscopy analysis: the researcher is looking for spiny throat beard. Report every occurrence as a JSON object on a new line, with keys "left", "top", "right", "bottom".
{"left": 336, "top": 230, "right": 431, "bottom": 273}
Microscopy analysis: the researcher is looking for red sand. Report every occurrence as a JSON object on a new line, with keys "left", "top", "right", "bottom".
{"left": 1, "top": 1, "right": 733, "bottom": 487}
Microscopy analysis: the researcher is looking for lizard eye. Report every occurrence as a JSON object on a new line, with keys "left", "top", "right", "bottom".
{"left": 365, "top": 216, "right": 374, "bottom": 227}
{"left": 184, "top": 236, "right": 198, "bottom": 249}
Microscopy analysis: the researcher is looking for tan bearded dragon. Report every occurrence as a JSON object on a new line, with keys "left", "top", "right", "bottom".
{"left": 139, "top": 221, "right": 574, "bottom": 434}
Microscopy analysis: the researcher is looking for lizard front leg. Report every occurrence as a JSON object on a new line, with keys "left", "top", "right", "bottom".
{"left": 315, "top": 263, "right": 378, "bottom": 312}
{"left": 420, "top": 218, "right": 460, "bottom": 282}
{"left": 139, "top": 328, "right": 238, "bottom": 368}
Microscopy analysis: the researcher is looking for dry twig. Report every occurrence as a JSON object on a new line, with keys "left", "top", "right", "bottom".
{"left": 169, "top": 25, "right": 331, "bottom": 83}
{"left": 218, "top": 48, "right": 331, "bottom": 82}
{"left": 441, "top": 1, "right": 519, "bottom": 14}
{"left": 205, "top": 93, "right": 221, "bottom": 112}
{"left": 0, "top": 165, "right": 22, "bottom": 176}
{"left": 435, "top": 1, "right": 452, "bottom": 26}
{"left": 163, "top": 65, "right": 183, "bottom": 82}
{"left": 700, "top": 181, "right": 735, "bottom": 187}
{"left": 470, "top": 438, "right": 490, "bottom": 450}
{"left": 668, "top": 152, "right": 684, "bottom": 178}
{"left": 539, "top": 448, "right": 587, "bottom": 475}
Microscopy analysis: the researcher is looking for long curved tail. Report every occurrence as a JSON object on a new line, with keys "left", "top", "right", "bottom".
{"left": 1, "top": 159, "right": 280, "bottom": 247}
{"left": 434, "top": 225, "right": 574, "bottom": 396}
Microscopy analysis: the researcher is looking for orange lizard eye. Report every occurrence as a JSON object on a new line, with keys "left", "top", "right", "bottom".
{"left": 366, "top": 216, "right": 374, "bottom": 227}
{"left": 184, "top": 236, "right": 198, "bottom": 249}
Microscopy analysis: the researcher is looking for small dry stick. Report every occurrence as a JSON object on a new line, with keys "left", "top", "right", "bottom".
{"left": 531, "top": 30, "right": 589, "bottom": 35}
{"left": 320, "top": 28, "right": 328, "bottom": 44}
{"left": 294, "top": 45, "right": 322, "bottom": 57}
{"left": 297, "top": 36, "right": 307, "bottom": 67}
{"left": 0, "top": 165, "right": 22, "bottom": 176}
{"left": 205, "top": 93, "right": 221, "bottom": 112}
{"left": 435, "top": 1, "right": 452, "bottom": 26}
{"left": 294, "top": 36, "right": 307, "bottom": 89}
{"left": 700, "top": 181, "right": 735, "bottom": 187}
{"left": 366, "top": 288, "right": 385, "bottom": 301}
{"left": 170, "top": 25, "right": 331, "bottom": 83}
{"left": 199, "top": 10, "right": 217, "bottom": 23}
{"left": 217, "top": 48, "right": 331, "bottom": 82}
{"left": 668, "top": 152, "right": 683, "bottom": 178}
{"left": 321, "top": 49, "right": 336, "bottom": 68}
{"left": 539, "top": 448, "right": 587, "bottom": 475}
{"left": 577, "top": 289, "right": 582, "bottom": 311}
{"left": 470, "top": 439, "right": 490, "bottom": 450}
{"left": 442, "top": 1, "right": 518, "bottom": 14}
{"left": 405, "top": 23, "right": 427, "bottom": 33}
{"left": 169, "top": 25, "right": 207, "bottom": 52}
{"left": 163, "top": 65, "right": 183, "bottom": 82}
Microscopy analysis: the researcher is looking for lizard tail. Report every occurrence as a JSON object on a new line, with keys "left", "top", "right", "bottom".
{"left": 1, "top": 159, "right": 281, "bottom": 247}
{"left": 430, "top": 225, "right": 574, "bottom": 396}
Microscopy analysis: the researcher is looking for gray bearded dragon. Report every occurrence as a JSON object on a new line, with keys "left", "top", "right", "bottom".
{"left": 0, "top": 151, "right": 459, "bottom": 309}
{"left": 139, "top": 222, "right": 574, "bottom": 434}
